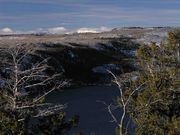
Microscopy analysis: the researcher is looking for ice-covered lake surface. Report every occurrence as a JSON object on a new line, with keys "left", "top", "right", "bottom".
{"left": 47, "top": 86, "right": 135, "bottom": 135}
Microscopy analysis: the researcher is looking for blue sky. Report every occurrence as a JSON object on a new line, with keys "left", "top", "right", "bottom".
{"left": 0, "top": 0, "right": 180, "bottom": 34}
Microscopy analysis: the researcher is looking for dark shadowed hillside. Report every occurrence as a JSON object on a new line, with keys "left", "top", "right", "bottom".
{"left": 0, "top": 27, "right": 178, "bottom": 85}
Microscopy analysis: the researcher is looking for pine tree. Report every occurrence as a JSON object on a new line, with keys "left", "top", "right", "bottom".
{"left": 125, "top": 30, "right": 180, "bottom": 135}
{"left": 110, "top": 30, "right": 180, "bottom": 135}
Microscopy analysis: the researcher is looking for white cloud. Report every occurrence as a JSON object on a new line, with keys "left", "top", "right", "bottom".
{"left": 77, "top": 28, "right": 98, "bottom": 33}
{"left": 99, "top": 26, "right": 111, "bottom": 32}
{"left": 76, "top": 26, "right": 111, "bottom": 33}
{"left": 0, "top": 27, "right": 14, "bottom": 34}
{"left": 48, "top": 27, "right": 67, "bottom": 34}
{"left": 0, "top": 26, "right": 111, "bottom": 35}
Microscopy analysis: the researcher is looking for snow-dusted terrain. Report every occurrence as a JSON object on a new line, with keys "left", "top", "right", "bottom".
{"left": 0, "top": 27, "right": 178, "bottom": 84}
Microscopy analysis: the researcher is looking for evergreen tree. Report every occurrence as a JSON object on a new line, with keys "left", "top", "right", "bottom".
{"left": 125, "top": 30, "right": 180, "bottom": 135}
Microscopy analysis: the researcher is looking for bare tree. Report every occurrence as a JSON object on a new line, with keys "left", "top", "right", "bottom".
{"left": 0, "top": 44, "right": 67, "bottom": 118}
{"left": 100, "top": 71, "right": 146, "bottom": 135}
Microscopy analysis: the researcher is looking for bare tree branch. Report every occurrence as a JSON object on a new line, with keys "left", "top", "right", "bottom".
{"left": 0, "top": 44, "right": 67, "bottom": 113}
{"left": 103, "top": 70, "right": 146, "bottom": 135}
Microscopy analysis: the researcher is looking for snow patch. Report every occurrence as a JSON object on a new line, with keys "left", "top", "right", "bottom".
{"left": 68, "top": 50, "right": 76, "bottom": 58}
{"left": 88, "top": 43, "right": 105, "bottom": 51}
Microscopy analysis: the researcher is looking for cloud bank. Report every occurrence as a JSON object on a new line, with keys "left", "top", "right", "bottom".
{"left": 0, "top": 26, "right": 111, "bottom": 35}
{"left": 76, "top": 26, "right": 110, "bottom": 33}
{"left": 0, "top": 27, "right": 14, "bottom": 34}
{"left": 48, "top": 27, "right": 67, "bottom": 34}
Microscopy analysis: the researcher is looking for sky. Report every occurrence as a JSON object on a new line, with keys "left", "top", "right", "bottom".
{"left": 0, "top": 0, "right": 180, "bottom": 34}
